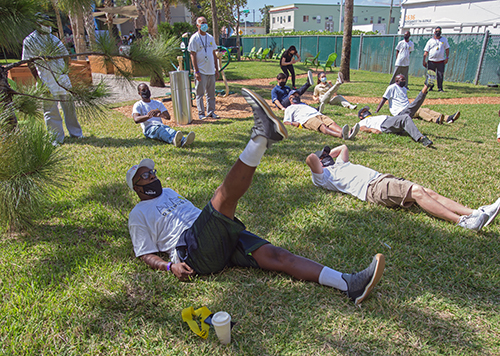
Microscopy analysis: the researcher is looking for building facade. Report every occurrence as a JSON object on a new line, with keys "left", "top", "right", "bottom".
{"left": 400, "top": 0, "right": 500, "bottom": 34}
{"left": 269, "top": 4, "right": 401, "bottom": 34}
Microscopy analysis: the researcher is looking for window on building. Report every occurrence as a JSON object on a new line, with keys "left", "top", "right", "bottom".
{"left": 353, "top": 16, "right": 358, "bottom": 23}
{"left": 377, "top": 17, "right": 382, "bottom": 24}
{"left": 370, "top": 16, "right": 373, "bottom": 24}
{"left": 364, "top": 18, "right": 368, "bottom": 21}
{"left": 303, "top": 15, "right": 309, "bottom": 22}
{"left": 325, "top": 21, "right": 334, "bottom": 32}
{"left": 283, "top": 16, "right": 286, "bottom": 23}
{"left": 390, "top": 17, "right": 395, "bottom": 24}
{"left": 273, "top": 17, "right": 275, "bottom": 24}
{"left": 317, "top": 15, "right": 321, "bottom": 24}
{"left": 288, "top": 15, "right": 291, "bottom": 22}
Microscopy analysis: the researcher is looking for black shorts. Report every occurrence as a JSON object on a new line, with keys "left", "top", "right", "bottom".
{"left": 176, "top": 202, "right": 269, "bottom": 274}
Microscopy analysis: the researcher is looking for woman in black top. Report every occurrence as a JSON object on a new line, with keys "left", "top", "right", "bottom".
{"left": 280, "top": 45, "right": 301, "bottom": 89}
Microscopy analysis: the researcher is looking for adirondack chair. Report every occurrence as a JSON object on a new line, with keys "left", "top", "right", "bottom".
{"left": 244, "top": 46, "right": 256, "bottom": 60}
{"left": 252, "top": 47, "right": 263, "bottom": 59}
{"left": 304, "top": 51, "right": 320, "bottom": 68}
{"left": 320, "top": 53, "right": 338, "bottom": 72}
{"left": 272, "top": 48, "right": 285, "bottom": 60}
{"left": 260, "top": 48, "right": 271, "bottom": 61}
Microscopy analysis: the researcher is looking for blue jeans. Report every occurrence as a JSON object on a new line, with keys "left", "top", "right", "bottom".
{"left": 144, "top": 124, "right": 177, "bottom": 144}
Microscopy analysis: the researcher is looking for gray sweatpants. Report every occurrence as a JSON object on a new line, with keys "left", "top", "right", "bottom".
{"left": 43, "top": 94, "right": 82, "bottom": 143}
{"left": 195, "top": 73, "right": 216, "bottom": 118}
{"left": 381, "top": 114, "right": 424, "bottom": 142}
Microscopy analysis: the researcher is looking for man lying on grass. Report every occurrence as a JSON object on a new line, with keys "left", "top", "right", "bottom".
{"left": 306, "top": 144, "right": 500, "bottom": 231}
{"left": 126, "top": 88, "right": 385, "bottom": 305}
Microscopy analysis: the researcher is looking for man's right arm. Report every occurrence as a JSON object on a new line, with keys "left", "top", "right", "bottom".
{"left": 140, "top": 254, "right": 195, "bottom": 281}
{"left": 190, "top": 51, "right": 201, "bottom": 82}
{"left": 359, "top": 126, "right": 381, "bottom": 134}
{"left": 375, "top": 98, "right": 387, "bottom": 113}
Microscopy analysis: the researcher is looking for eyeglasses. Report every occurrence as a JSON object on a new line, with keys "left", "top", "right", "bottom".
{"left": 134, "top": 169, "right": 156, "bottom": 185}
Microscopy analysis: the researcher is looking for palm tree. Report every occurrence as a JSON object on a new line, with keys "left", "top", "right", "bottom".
{"left": 339, "top": 0, "right": 353, "bottom": 82}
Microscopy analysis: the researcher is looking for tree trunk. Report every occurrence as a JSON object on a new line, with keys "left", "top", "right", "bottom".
{"left": 145, "top": 0, "right": 159, "bottom": 38}
{"left": 190, "top": 0, "right": 197, "bottom": 25}
{"left": 163, "top": 0, "right": 172, "bottom": 24}
{"left": 210, "top": 0, "right": 219, "bottom": 45}
{"left": 134, "top": 0, "right": 147, "bottom": 30}
{"left": 83, "top": 6, "right": 96, "bottom": 49}
{"left": 236, "top": 10, "right": 240, "bottom": 61}
{"left": 104, "top": 0, "right": 114, "bottom": 35}
{"left": 340, "top": 0, "right": 353, "bottom": 82}
{"left": 69, "top": 8, "right": 87, "bottom": 60}
{"left": 51, "top": 0, "right": 65, "bottom": 42}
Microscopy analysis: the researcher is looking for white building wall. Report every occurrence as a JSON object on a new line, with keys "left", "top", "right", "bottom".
{"left": 400, "top": 0, "right": 500, "bottom": 34}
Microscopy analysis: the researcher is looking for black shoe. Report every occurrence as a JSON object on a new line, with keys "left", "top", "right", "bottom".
{"left": 342, "top": 254, "right": 385, "bottom": 305}
{"left": 241, "top": 88, "right": 288, "bottom": 147}
{"left": 446, "top": 111, "right": 460, "bottom": 123}
{"left": 314, "top": 146, "right": 335, "bottom": 167}
{"left": 419, "top": 136, "right": 433, "bottom": 147}
{"left": 425, "top": 70, "right": 436, "bottom": 91}
{"left": 438, "top": 89, "right": 445, "bottom": 92}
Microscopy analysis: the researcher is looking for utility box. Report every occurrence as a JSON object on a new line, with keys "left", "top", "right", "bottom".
{"left": 169, "top": 70, "right": 192, "bottom": 125}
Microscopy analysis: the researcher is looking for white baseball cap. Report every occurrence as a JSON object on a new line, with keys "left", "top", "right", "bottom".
{"left": 126, "top": 158, "right": 155, "bottom": 190}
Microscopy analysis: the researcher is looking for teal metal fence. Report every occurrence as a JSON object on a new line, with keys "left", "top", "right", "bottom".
{"left": 241, "top": 33, "right": 500, "bottom": 85}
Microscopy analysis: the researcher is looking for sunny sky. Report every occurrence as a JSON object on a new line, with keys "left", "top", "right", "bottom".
{"left": 243, "top": 0, "right": 398, "bottom": 23}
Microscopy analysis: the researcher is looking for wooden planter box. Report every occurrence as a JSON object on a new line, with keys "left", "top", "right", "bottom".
{"left": 88, "top": 55, "right": 114, "bottom": 74}
{"left": 114, "top": 57, "right": 149, "bottom": 77}
{"left": 69, "top": 59, "right": 92, "bottom": 85}
{"left": 7, "top": 64, "right": 35, "bottom": 86}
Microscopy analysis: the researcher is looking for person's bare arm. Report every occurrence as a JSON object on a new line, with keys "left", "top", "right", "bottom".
{"left": 359, "top": 126, "right": 381, "bottom": 134}
{"left": 213, "top": 49, "right": 219, "bottom": 80}
{"left": 190, "top": 51, "right": 201, "bottom": 82}
{"left": 423, "top": 51, "right": 429, "bottom": 67}
{"left": 275, "top": 100, "right": 286, "bottom": 110}
{"left": 445, "top": 48, "right": 449, "bottom": 64}
{"left": 375, "top": 98, "right": 387, "bottom": 113}
{"left": 280, "top": 57, "right": 294, "bottom": 66}
{"left": 284, "top": 121, "right": 301, "bottom": 127}
{"left": 328, "top": 144, "right": 349, "bottom": 161}
{"left": 140, "top": 253, "right": 196, "bottom": 281}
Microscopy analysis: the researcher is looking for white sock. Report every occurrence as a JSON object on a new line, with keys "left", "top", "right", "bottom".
{"left": 318, "top": 267, "right": 348, "bottom": 291}
{"left": 238, "top": 136, "right": 267, "bottom": 167}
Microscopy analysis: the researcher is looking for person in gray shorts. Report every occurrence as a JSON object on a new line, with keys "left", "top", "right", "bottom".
{"left": 306, "top": 144, "right": 500, "bottom": 232}
{"left": 126, "top": 88, "right": 386, "bottom": 305}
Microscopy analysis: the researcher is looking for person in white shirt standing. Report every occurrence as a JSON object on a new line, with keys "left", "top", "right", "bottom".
{"left": 188, "top": 17, "right": 220, "bottom": 120}
{"left": 423, "top": 26, "right": 450, "bottom": 92}
{"left": 22, "top": 14, "right": 83, "bottom": 144}
{"left": 389, "top": 31, "right": 414, "bottom": 88}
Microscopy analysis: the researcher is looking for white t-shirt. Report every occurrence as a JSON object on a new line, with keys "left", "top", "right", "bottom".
{"left": 188, "top": 32, "right": 218, "bottom": 75}
{"left": 424, "top": 36, "right": 450, "bottom": 62}
{"left": 132, "top": 99, "right": 169, "bottom": 133}
{"left": 383, "top": 83, "right": 410, "bottom": 116}
{"left": 22, "top": 30, "right": 72, "bottom": 95}
{"left": 359, "top": 115, "right": 388, "bottom": 131}
{"left": 311, "top": 156, "right": 381, "bottom": 201}
{"left": 395, "top": 39, "right": 414, "bottom": 67}
{"left": 128, "top": 188, "right": 202, "bottom": 262}
{"left": 284, "top": 104, "right": 320, "bottom": 125}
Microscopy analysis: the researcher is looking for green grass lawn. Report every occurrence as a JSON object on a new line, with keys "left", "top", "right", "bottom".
{"left": 1, "top": 63, "right": 500, "bottom": 355}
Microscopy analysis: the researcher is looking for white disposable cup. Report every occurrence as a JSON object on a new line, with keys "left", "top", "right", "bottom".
{"left": 212, "top": 311, "right": 231, "bottom": 344}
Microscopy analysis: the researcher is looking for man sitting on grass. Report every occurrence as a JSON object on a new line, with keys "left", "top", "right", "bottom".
{"left": 132, "top": 83, "right": 195, "bottom": 147}
{"left": 284, "top": 90, "right": 360, "bottom": 140}
{"left": 375, "top": 72, "right": 460, "bottom": 124}
{"left": 306, "top": 144, "right": 500, "bottom": 232}
{"left": 126, "top": 88, "right": 385, "bottom": 305}
{"left": 271, "top": 71, "right": 314, "bottom": 111}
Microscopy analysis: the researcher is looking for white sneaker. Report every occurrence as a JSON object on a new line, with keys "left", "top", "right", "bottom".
{"left": 348, "top": 122, "right": 360, "bottom": 140}
{"left": 336, "top": 71, "right": 344, "bottom": 85}
{"left": 182, "top": 131, "right": 196, "bottom": 147}
{"left": 349, "top": 104, "right": 357, "bottom": 110}
{"left": 472, "top": 197, "right": 500, "bottom": 227}
{"left": 173, "top": 131, "right": 183, "bottom": 147}
{"left": 341, "top": 124, "right": 349, "bottom": 140}
{"left": 457, "top": 213, "right": 488, "bottom": 231}
{"left": 307, "top": 70, "right": 314, "bottom": 86}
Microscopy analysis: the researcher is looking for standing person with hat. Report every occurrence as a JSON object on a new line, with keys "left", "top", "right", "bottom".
{"left": 188, "top": 16, "right": 220, "bottom": 120}
{"left": 390, "top": 31, "right": 414, "bottom": 88}
{"left": 423, "top": 26, "right": 450, "bottom": 92}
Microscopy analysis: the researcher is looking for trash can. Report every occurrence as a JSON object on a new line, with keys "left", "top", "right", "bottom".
{"left": 169, "top": 70, "right": 192, "bottom": 125}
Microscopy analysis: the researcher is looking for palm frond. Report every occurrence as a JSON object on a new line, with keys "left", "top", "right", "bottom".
{"left": 0, "top": 0, "right": 39, "bottom": 52}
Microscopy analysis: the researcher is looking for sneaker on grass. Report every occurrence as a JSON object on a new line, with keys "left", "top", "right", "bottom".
{"left": 425, "top": 70, "right": 436, "bottom": 90}
{"left": 446, "top": 111, "right": 460, "bottom": 124}
{"left": 241, "top": 88, "right": 288, "bottom": 147}
{"left": 472, "top": 197, "right": 500, "bottom": 227}
{"left": 342, "top": 254, "right": 385, "bottom": 305}
{"left": 457, "top": 212, "right": 488, "bottom": 231}
{"left": 341, "top": 124, "right": 349, "bottom": 140}
{"left": 181, "top": 131, "right": 196, "bottom": 147}
{"left": 173, "top": 131, "right": 183, "bottom": 147}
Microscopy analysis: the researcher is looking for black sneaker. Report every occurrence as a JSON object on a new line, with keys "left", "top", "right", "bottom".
{"left": 314, "top": 146, "right": 331, "bottom": 159}
{"left": 446, "top": 111, "right": 460, "bottom": 123}
{"left": 342, "top": 254, "right": 385, "bottom": 305}
{"left": 425, "top": 70, "right": 436, "bottom": 91}
{"left": 419, "top": 136, "right": 433, "bottom": 147}
{"left": 241, "top": 88, "right": 288, "bottom": 147}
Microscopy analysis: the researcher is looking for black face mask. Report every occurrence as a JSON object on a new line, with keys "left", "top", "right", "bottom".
{"left": 279, "top": 81, "right": 286, "bottom": 87}
{"left": 404, "top": 35, "right": 410, "bottom": 40}
{"left": 141, "top": 89, "right": 151, "bottom": 99}
{"left": 435, "top": 31, "right": 441, "bottom": 37}
{"left": 291, "top": 96, "right": 301, "bottom": 104}
{"left": 136, "top": 179, "right": 162, "bottom": 198}
{"left": 359, "top": 110, "right": 372, "bottom": 120}
{"left": 398, "top": 80, "right": 406, "bottom": 88}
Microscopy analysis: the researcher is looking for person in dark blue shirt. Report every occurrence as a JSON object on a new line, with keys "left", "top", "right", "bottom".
{"left": 271, "top": 70, "right": 314, "bottom": 111}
